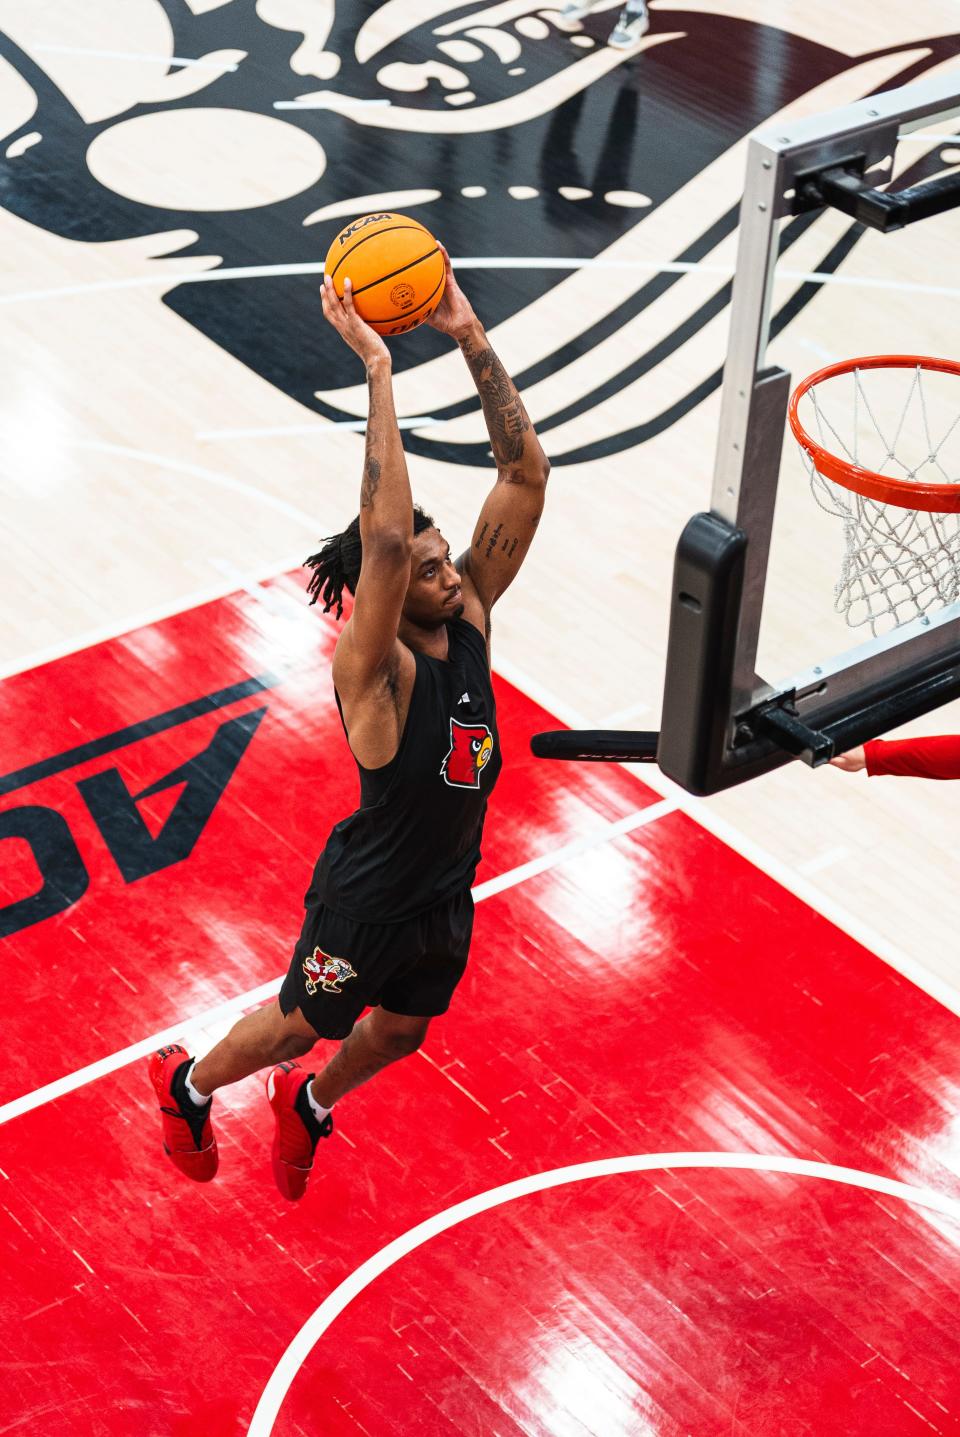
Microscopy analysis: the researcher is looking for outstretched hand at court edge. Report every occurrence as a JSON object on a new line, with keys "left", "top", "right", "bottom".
{"left": 830, "top": 736, "right": 960, "bottom": 780}
{"left": 426, "top": 244, "right": 478, "bottom": 339}
{"left": 321, "top": 274, "right": 391, "bottom": 369}
{"left": 830, "top": 747, "right": 866, "bottom": 772}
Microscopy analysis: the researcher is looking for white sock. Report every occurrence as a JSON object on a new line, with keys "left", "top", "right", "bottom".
{"left": 306, "top": 1083, "right": 332, "bottom": 1123}
{"left": 183, "top": 1061, "right": 210, "bottom": 1108}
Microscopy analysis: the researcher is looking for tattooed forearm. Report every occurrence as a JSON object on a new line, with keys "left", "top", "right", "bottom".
{"left": 360, "top": 385, "right": 381, "bottom": 507}
{"left": 460, "top": 334, "right": 531, "bottom": 467}
{"left": 355, "top": 358, "right": 414, "bottom": 545}
{"left": 360, "top": 454, "right": 381, "bottom": 508}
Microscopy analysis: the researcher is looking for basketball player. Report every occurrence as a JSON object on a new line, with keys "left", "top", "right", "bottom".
{"left": 831, "top": 734, "right": 960, "bottom": 778}
{"left": 557, "top": 0, "right": 650, "bottom": 50}
{"left": 148, "top": 249, "right": 550, "bottom": 1199}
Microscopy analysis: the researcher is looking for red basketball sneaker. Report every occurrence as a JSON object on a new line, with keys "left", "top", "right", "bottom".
{"left": 147, "top": 1044, "right": 219, "bottom": 1182}
{"left": 266, "top": 1062, "right": 333, "bottom": 1201}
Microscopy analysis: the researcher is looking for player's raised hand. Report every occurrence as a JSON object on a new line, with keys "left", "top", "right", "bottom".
{"left": 321, "top": 275, "right": 391, "bottom": 368}
{"left": 829, "top": 746, "right": 866, "bottom": 772}
{"left": 427, "top": 244, "right": 478, "bottom": 339}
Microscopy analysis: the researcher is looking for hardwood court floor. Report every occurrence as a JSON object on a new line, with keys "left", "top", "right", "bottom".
{"left": 1, "top": 0, "right": 960, "bottom": 999}
{"left": 1, "top": 3, "right": 960, "bottom": 1433}
{"left": 1, "top": 583, "right": 958, "bottom": 1435}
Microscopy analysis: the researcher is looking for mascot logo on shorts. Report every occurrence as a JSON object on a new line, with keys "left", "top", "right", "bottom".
{"left": 442, "top": 720, "right": 494, "bottom": 789}
{"left": 303, "top": 948, "right": 357, "bottom": 996}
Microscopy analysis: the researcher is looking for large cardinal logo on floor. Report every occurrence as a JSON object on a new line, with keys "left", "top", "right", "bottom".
{"left": 1, "top": 3, "right": 957, "bottom": 463}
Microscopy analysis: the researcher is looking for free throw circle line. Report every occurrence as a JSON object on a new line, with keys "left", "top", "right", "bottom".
{"left": 246, "top": 1150, "right": 960, "bottom": 1435}
{"left": 8, "top": 260, "right": 960, "bottom": 306}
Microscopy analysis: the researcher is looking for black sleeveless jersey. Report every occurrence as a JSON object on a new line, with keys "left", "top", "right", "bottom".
{"left": 311, "top": 618, "right": 502, "bottom": 922}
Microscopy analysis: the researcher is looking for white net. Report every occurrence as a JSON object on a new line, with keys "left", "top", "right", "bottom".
{"left": 796, "top": 363, "right": 960, "bottom": 635}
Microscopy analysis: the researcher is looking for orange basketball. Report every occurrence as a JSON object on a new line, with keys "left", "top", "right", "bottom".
{"left": 324, "top": 212, "right": 445, "bottom": 336}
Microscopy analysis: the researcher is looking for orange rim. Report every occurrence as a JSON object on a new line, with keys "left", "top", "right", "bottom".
{"left": 788, "top": 354, "right": 960, "bottom": 513}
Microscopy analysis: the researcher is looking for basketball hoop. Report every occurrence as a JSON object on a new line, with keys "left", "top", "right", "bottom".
{"left": 788, "top": 355, "right": 960, "bottom": 634}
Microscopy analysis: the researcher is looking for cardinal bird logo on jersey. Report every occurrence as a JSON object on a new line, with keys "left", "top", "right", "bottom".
{"left": 302, "top": 948, "right": 357, "bottom": 996}
{"left": 442, "top": 720, "right": 494, "bottom": 789}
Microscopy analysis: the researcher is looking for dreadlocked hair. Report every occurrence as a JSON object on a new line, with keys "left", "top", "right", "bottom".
{"left": 303, "top": 505, "right": 437, "bottom": 619}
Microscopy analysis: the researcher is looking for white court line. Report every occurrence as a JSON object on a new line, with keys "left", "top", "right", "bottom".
{"left": 0, "top": 976, "right": 286, "bottom": 1131}
{"left": 7, "top": 562, "right": 959, "bottom": 1023}
{"left": 66, "top": 441, "right": 321, "bottom": 529}
{"left": 0, "top": 552, "right": 308, "bottom": 682}
{"left": 796, "top": 335, "right": 840, "bottom": 365}
{"left": 492, "top": 652, "right": 960, "bottom": 1021}
{"left": 593, "top": 697, "right": 651, "bottom": 728}
{"left": 197, "top": 415, "right": 442, "bottom": 441}
{"left": 274, "top": 98, "right": 392, "bottom": 110}
{"left": 208, "top": 559, "right": 307, "bottom": 619}
{"left": 6, "top": 258, "right": 960, "bottom": 306}
{"left": 0, "top": 800, "right": 674, "bottom": 1129}
{"left": 245, "top": 1150, "right": 960, "bottom": 1435}
{"left": 472, "top": 798, "right": 673, "bottom": 900}
{"left": 32, "top": 45, "right": 239, "bottom": 70}
{"left": 1, "top": 465, "right": 337, "bottom": 682}
{"left": 0, "top": 263, "right": 326, "bottom": 306}
{"left": 798, "top": 845, "right": 850, "bottom": 876}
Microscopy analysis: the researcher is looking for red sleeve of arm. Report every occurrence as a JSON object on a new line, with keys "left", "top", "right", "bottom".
{"left": 864, "top": 735, "right": 960, "bottom": 779}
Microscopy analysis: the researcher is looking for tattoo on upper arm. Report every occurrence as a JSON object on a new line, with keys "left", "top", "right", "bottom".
{"left": 475, "top": 514, "right": 536, "bottom": 565}
{"left": 461, "top": 337, "right": 531, "bottom": 467}
{"left": 478, "top": 527, "right": 520, "bottom": 562}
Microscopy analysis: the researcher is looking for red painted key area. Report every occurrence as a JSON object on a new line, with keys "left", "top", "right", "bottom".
{"left": 1, "top": 577, "right": 958, "bottom": 1435}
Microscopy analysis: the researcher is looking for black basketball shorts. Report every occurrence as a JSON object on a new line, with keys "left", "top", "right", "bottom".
{"left": 279, "top": 889, "right": 475, "bottom": 1040}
